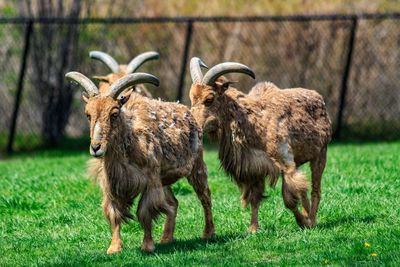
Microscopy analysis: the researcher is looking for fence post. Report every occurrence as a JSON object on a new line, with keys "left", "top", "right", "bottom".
{"left": 7, "top": 20, "right": 33, "bottom": 154}
{"left": 176, "top": 20, "right": 194, "bottom": 102}
{"left": 334, "top": 16, "right": 358, "bottom": 140}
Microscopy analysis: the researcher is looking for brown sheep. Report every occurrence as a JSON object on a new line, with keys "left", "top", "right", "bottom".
{"left": 89, "top": 50, "right": 159, "bottom": 97}
{"left": 65, "top": 71, "right": 214, "bottom": 254}
{"left": 87, "top": 51, "right": 158, "bottom": 186}
{"left": 188, "top": 57, "right": 331, "bottom": 232}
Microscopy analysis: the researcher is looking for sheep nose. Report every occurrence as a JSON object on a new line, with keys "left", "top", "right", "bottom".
{"left": 91, "top": 144, "right": 101, "bottom": 152}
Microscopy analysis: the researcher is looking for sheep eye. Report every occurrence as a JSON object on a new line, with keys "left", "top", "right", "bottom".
{"left": 111, "top": 111, "right": 119, "bottom": 119}
{"left": 204, "top": 97, "right": 214, "bottom": 106}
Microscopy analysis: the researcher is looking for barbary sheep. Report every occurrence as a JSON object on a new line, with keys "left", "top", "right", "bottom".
{"left": 188, "top": 57, "right": 331, "bottom": 231}
{"left": 87, "top": 51, "right": 159, "bottom": 186}
{"left": 89, "top": 50, "right": 159, "bottom": 97}
{"left": 65, "top": 71, "right": 214, "bottom": 253}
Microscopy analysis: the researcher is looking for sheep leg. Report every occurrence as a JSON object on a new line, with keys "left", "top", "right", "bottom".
{"left": 137, "top": 185, "right": 173, "bottom": 252}
{"left": 309, "top": 146, "right": 327, "bottom": 226}
{"left": 187, "top": 157, "right": 215, "bottom": 239}
{"left": 160, "top": 186, "right": 178, "bottom": 244}
{"left": 103, "top": 197, "right": 123, "bottom": 254}
{"left": 247, "top": 179, "right": 265, "bottom": 233}
{"left": 300, "top": 191, "right": 311, "bottom": 218}
{"left": 282, "top": 167, "right": 311, "bottom": 228}
{"left": 108, "top": 223, "right": 122, "bottom": 254}
{"left": 248, "top": 202, "right": 260, "bottom": 233}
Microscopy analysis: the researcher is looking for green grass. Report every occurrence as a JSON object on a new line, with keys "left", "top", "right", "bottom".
{"left": 0, "top": 142, "right": 399, "bottom": 266}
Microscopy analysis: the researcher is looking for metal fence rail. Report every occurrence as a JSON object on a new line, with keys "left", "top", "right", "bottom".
{"left": 1, "top": 12, "right": 400, "bottom": 23}
{"left": 0, "top": 13, "right": 399, "bottom": 153}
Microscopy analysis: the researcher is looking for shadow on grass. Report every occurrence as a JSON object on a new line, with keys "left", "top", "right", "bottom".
{"left": 1, "top": 137, "right": 90, "bottom": 160}
{"left": 152, "top": 232, "right": 247, "bottom": 255}
{"left": 40, "top": 233, "right": 246, "bottom": 266}
{"left": 317, "top": 215, "right": 376, "bottom": 229}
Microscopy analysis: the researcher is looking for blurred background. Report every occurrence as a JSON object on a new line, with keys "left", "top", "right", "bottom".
{"left": 0, "top": 0, "right": 399, "bottom": 154}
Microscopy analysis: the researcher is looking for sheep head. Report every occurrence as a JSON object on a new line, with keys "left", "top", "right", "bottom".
{"left": 189, "top": 57, "right": 255, "bottom": 138}
{"left": 90, "top": 51, "right": 159, "bottom": 97}
{"left": 65, "top": 71, "right": 159, "bottom": 157}
{"left": 89, "top": 50, "right": 159, "bottom": 75}
{"left": 92, "top": 73, "right": 126, "bottom": 94}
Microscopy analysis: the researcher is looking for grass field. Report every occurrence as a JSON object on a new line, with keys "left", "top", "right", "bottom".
{"left": 1, "top": 142, "right": 399, "bottom": 266}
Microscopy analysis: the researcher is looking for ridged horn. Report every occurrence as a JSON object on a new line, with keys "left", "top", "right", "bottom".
{"left": 89, "top": 51, "right": 120, "bottom": 73}
{"left": 202, "top": 62, "right": 255, "bottom": 86}
{"left": 107, "top": 73, "right": 160, "bottom": 99}
{"left": 125, "top": 51, "right": 160, "bottom": 74}
{"left": 190, "top": 57, "right": 208, "bottom": 84}
{"left": 65, "top": 71, "right": 99, "bottom": 97}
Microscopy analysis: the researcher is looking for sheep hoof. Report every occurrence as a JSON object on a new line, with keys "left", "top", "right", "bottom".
{"left": 247, "top": 224, "right": 259, "bottom": 234}
{"left": 309, "top": 217, "right": 317, "bottom": 228}
{"left": 107, "top": 243, "right": 122, "bottom": 254}
{"left": 141, "top": 242, "right": 155, "bottom": 253}
{"left": 202, "top": 229, "right": 215, "bottom": 239}
{"left": 160, "top": 236, "right": 174, "bottom": 244}
{"left": 299, "top": 218, "right": 313, "bottom": 229}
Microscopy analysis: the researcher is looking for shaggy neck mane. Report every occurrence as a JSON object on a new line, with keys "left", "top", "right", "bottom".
{"left": 217, "top": 88, "right": 269, "bottom": 182}
{"left": 105, "top": 115, "right": 135, "bottom": 161}
{"left": 101, "top": 114, "right": 144, "bottom": 202}
{"left": 218, "top": 88, "right": 263, "bottom": 144}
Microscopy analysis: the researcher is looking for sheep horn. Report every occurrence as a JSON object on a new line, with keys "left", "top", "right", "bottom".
{"left": 202, "top": 62, "right": 255, "bottom": 86}
{"left": 107, "top": 73, "right": 160, "bottom": 99}
{"left": 65, "top": 72, "right": 99, "bottom": 97}
{"left": 190, "top": 57, "right": 208, "bottom": 84}
{"left": 125, "top": 51, "right": 160, "bottom": 74}
{"left": 89, "top": 51, "right": 120, "bottom": 73}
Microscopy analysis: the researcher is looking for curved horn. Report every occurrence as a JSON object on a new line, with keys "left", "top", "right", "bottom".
{"left": 65, "top": 71, "right": 99, "bottom": 97}
{"left": 202, "top": 62, "right": 255, "bottom": 86}
{"left": 190, "top": 57, "right": 208, "bottom": 84}
{"left": 107, "top": 73, "right": 160, "bottom": 99}
{"left": 89, "top": 51, "right": 120, "bottom": 73}
{"left": 125, "top": 51, "right": 160, "bottom": 74}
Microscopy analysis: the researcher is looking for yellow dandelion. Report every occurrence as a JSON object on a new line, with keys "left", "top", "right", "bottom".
{"left": 371, "top": 253, "right": 378, "bottom": 257}
{"left": 364, "top": 242, "right": 371, "bottom": 248}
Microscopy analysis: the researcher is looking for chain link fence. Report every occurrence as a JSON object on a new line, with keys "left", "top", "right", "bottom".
{"left": 0, "top": 14, "right": 399, "bottom": 153}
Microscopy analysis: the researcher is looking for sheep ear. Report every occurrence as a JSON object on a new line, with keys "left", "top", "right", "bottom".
{"left": 82, "top": 94, "right": 89, "bottom": 103}
{"left": 92, "top": 75, "right": 110, "bottom": 83}
{"left": 215, "top": 81, "right": 237, "bottom": 93}
{"left": 118, "top": 88, "right": 134, "bottom": 106}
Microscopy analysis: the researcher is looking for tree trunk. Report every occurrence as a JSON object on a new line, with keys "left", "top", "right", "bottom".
{"left": 21, "top": 0, "right": 82, "bottom": 146}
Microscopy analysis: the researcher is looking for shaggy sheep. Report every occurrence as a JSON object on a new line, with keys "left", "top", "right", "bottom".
{"left": 188, "top": 57, "right": 331, "bottom": 231}
{"left": 89, "top": 50, "right": 159, "bottom": 97}
{"left": 87, "top": 51, "right": 159, "bottom": 185}
{"left": 65, "top": 71, "right": 214, "bottom": 253}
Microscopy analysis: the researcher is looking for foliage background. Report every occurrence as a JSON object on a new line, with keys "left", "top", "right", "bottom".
{"left": 2, "top": 0, "right": 400, "bottom": 17}
{"left": 0, "top": 0, "right": 399, "bottom": 151}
